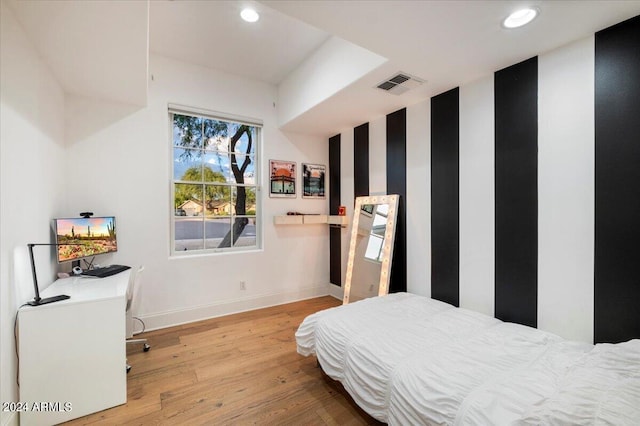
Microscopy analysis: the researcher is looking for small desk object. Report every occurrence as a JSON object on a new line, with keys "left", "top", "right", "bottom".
{"left": 18, "top": 269, "right": 130, "bottom": 426}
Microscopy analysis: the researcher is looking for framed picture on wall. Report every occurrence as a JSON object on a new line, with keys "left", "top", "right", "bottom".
{"left": 302, "top": 163, "right": 326, "bottom": 199}
{"left": 269, "top": 160, "right": 296, "bottom": 198}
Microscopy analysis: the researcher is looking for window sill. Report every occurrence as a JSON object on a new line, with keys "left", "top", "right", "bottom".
{"left": 169, "top": 247, "right": 263, "bottom": 260}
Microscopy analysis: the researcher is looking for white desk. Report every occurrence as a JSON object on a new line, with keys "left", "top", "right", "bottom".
{"left": 18, "top": 270, "right": 130, "bottom": 426}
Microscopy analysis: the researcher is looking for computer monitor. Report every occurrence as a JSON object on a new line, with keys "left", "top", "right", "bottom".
{"left": 54, "top": 216, "right": 117, "bottom": 264}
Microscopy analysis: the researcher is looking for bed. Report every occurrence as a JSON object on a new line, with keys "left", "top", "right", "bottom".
{"left": 296, "top": 293, "right": 640, "bottom": 425}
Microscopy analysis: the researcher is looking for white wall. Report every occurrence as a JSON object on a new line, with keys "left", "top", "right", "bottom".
{"left": 406, "top": 100, "right": 431, "bottom": 297}
{"left": 368, "top": 115, "right": 386, "bottom": 195}
{"left": 63, "top": 54, "right": 331, "bottom": 330}
{"left": 538, "top": 37, "right": 594, "bottom": 343}
{"left": 459, "top": 76, "right": 494, "bottom": 316}
{"left": 278, "top": 36, "right": 386, "bottom": 128}
{"left": 1, "top": 2, "right": 67, "bottom": 423}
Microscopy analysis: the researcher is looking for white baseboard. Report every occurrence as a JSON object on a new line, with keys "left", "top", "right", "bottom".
{"left": 140, "top": 284, "right": 330, "bottom": 331}
{"left": 1, "top": 412, "right": 18, "bottom": 426}
{"left": 328, "top": 283, "right": 343, "bottom": 301}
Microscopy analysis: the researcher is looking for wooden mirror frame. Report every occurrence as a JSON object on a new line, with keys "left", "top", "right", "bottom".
{"left": 343, "top": 194, "right": 399, "bottom": 304}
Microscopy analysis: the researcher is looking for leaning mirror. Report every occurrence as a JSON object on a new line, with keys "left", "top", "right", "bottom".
{"left": 343, "top": 194, "right": 399, "bottom": 304}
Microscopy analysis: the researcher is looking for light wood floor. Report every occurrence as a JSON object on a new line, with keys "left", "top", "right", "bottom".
{"left": 64, "top": 296, "right": 383, "bottom": 425}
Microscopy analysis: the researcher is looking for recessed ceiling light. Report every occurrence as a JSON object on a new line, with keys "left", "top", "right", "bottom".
{"left": 240, "top": 8, "right": 259, "bottom": 23}
{"left": 503, "top": 8, "right": 539, "bottom": 29}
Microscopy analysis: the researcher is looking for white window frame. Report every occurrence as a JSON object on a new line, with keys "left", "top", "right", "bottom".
{"left": 169, "top": 104, "right": 262, "bottom": 257}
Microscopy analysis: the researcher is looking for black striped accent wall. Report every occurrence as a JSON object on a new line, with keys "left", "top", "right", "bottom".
{"left": 494, "top": 57, "right": 538, "bottom": 328}
{"left": 594, "top": 15, "right": 640, "bottom": 343}
{"left": 330, "top": 15, "right": 640, "bottom": 344}
{"left": 353, "top": 123, "right": 369, "bottom": 198}
{"left": 329, "top": 134, "right": 341, "bottom": 286}
{"left": 387, "top": 108, "right": 407, "bottom": 293}
{"left": 431, "top": 88, "right": 460, "bottom": 307}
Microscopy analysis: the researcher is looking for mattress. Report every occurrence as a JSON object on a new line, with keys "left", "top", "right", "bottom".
{"left": 296, "top": 293, "right": 640, "bottom": 425}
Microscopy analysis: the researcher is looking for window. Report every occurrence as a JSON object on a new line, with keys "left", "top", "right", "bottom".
{"left": 170, "top": 106, "right": 261, "bottom": 255}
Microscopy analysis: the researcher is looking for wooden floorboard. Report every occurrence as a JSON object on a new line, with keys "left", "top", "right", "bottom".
{"left": 63, "top": 296, "right": 383, "bottom": 425}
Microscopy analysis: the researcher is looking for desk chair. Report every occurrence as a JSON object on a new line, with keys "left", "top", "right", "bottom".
{"left": 126, "top": 266, "right": 150, "bottom": 372}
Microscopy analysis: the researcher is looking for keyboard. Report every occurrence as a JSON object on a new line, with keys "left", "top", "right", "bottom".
{"left": 81, "top": 264, "right": 131, "bottom": 278}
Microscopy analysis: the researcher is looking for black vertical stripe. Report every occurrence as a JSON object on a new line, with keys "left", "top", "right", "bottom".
{"left": 329, "top": 134, "right": 342, "bottom": 286}
{"left": 354, "top": 123, "right": 370, "bottom": 198}
{"left": 494, "top": 57, "right": 538, "bottom": 328}
{"left": 431, "top": 88, "right": 460, "bottom": 307}
{"left": 595, "top": 15, "right": 640, "bottom": 343}
{"left": 386, "top": 108, "right": 407, "bottom": 293}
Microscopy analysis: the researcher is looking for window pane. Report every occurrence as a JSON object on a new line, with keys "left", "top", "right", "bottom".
{"left": 205, "top": 217, "right": 231, "bottom": 249}
{"left": 234, "top": 217, "right": 256, "bottom": 248}
{"left": 204, "top": 135, "right": 229, "bottom": 154}
{"left": 246, "top": 187, "right": 257, "bottom": 215}
{"left": 229, "top": 155, "right": 255, "bottom": 184}
{"left": 232, "top": 186, "right": 256, "bottom": 215}
{"left": 173, "top": 115, "right": 203, "bottom": 148}
{"left": 376, "top": 204, "right": 389, "bottom": 215}
{"left": 365, "top": 235, "right": 383, "bottom": 262}
{"left": 174, "top": 148, "right": 202, "bottom": 181}
{"left": 234, "top": 126, "right": 256, "bottom": 155}
{"left": 205, "top": 185, "right": 231, "bottom": 216}
{"left": 174, "top": 215, "right": 204, "bottom": 252}
{"left": 203, "top": 118, "right": 230, "bottom": 152}
{"left": 175, "top": 183, "right": 203, "bottom": 216}
{"left": 203, "top": 152, "right": 231, "bottom": 182}
{"left": 372, "top": 213, "right": 387, "bottom": 237}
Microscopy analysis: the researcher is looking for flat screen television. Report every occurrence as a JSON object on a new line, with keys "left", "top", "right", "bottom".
{"left": 54, "top": 216, "right": 117, "bottom": 264}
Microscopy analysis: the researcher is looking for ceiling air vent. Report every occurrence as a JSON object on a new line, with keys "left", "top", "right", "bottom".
{"left": 376, "top": 72, "right": 424, "bottom": 95}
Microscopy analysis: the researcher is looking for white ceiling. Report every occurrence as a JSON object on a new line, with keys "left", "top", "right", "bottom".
{"left": 149, "top": 1, "right": 330, "bottom": 85}
{"left": 7, "top": 0, "right": 640, "bottom": 137}
{"left": 6, "top": 0, "right": 149, "bottom": 106}
{"left": 264, "top": 0, "right": 640, "bottom": 136}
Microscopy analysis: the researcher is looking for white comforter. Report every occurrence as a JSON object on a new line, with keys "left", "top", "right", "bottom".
{"left": 296, "top": 293, "right": 640, "bottom": 425}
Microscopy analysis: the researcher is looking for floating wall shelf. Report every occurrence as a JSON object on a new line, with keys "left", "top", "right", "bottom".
{"left": 326, "top": 215, "right": 349, "bottom": 226}
{"left": 273, "top": 215, "right": 349, "bottom": 226}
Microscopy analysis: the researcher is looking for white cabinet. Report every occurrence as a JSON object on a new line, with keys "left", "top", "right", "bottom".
{"left": 18, "top": 272, "right": 129, "bottom": 425}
